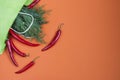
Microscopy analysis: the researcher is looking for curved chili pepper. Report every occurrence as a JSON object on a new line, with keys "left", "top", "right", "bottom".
{"left": 15, "top": 56, "right": 40, "bottom": 74}
{"left": 41, "top": 23, "right": 64, "bottom": 51}
{"left": 6, "top": 39, "right": 18, "bottom": 67}
{"left": 9, "top": 38, "right": 28, "bottom": 57}
{"left": 9, "top": 29, "right": 40, "bottom": 46}
{"left": 28, "top": 0, "right": 40, "bottom": 9}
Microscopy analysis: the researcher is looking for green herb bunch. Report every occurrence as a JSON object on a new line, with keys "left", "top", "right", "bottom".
{"left": 11, "top": 6, "right": 47, "bottom": 43}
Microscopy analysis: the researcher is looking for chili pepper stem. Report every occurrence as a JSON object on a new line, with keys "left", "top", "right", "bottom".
{"left": 26, "top": 53, "right": 30, "bottom": 57}
{"left": 33, "top": 56, "right": 40, "bottom": 62}
{"left": 58, "top": 23, "right": 64, "bottom": 30}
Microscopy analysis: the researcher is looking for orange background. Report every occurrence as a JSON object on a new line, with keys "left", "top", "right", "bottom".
{"left": 0, "top": 0, "right": 120, "bottom": 80}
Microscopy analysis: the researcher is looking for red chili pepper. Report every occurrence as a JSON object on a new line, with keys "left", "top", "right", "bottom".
{"left": 15, "top": 56, "right": 40, "bottom": 74}
{"left": 6, "top": 39, "right": 18, "bottom": 67}
{"left": 28, "top": 0, "right": 40, "bottom": 9}
{"left": 41, "top": 23, "right": 64, "bottom": 51}
{"left": 9, "top": 38, "right": 28, "bottom": 57}
{"left": 9, "top": 29, "right": 40, "bottom": 47}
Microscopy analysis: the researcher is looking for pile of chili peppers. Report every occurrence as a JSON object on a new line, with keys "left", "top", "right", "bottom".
{"left": 5, "top": 0, "right": 64, "bottom": 74}
{"left": 7, "top": 24, "right": 63, "bottom": 74}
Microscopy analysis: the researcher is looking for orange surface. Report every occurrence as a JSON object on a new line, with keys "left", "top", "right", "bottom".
{"left": 0, "top": 0, "right": 120, "bottom": 80}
